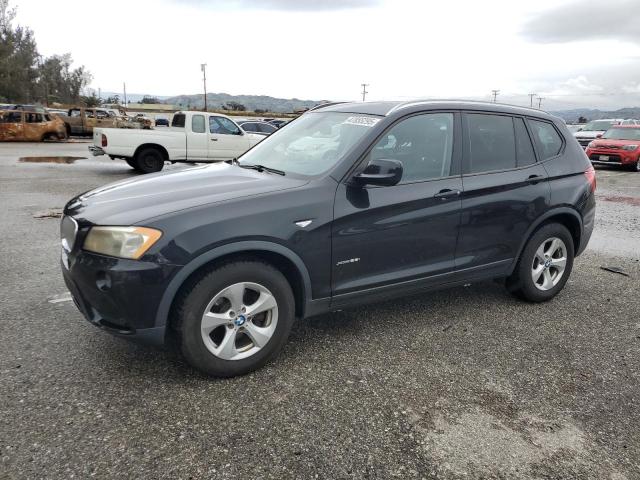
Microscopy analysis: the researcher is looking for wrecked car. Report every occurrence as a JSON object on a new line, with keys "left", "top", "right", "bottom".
{"left": 0, "top": 110, "right": 67, "bottom": 142}
{"left": 63, "top": 107, "right": 121, "bottom": 136}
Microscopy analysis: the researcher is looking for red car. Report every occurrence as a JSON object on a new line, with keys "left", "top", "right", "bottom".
{"left": 585, "top": 125, "right": 640, "bottom": 171}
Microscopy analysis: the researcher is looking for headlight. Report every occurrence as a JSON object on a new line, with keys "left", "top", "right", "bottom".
{"left": 622, "top": 144, "right": 639, "bottom": 151}
{"left": 587, "top": 141, "right": 597, "bottom": 149}
{"left": 83, "top": 226, "right": 162, "bottom": 259}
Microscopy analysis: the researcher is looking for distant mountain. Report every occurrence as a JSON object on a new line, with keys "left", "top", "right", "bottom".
{"left": 551, "top": 107, "right": 640, "bottom": 123}
{"left": 164, "top": 92, "right": 323, "bottom": 113}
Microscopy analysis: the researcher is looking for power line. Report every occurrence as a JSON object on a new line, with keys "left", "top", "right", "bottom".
{"left": 361, "top": 83, "right": 369, "bottom": 102}
{"left": 491, "top": 89, "right": 500, "bottom": 103}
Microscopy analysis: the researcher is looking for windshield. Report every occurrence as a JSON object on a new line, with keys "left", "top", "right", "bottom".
{"left": 602, "top": 128, "right": 640, "bottom": 141}
{"left": 581, "top": 120, "right": 617, "bottom": 131}
{"left": 237, "top": 112, "right": 380, "bottom": 176}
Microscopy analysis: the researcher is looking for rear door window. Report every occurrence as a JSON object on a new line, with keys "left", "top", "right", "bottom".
{"left": 192, "top": 114, "right": 206, "bottom": 133}
{"left": 514, "top": 118, "right": 537, "bottom": 167}
{"left": 466, "top": 114, "right": 516, "bottom": 173}
{"left": 25, "top": 113, "right": 43, "bottom": 123}
{"left": 528, "top": 120, "right": 563, "bottom": 160}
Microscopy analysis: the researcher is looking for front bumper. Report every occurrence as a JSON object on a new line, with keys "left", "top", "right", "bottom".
{"left": 586, "top": 148, "right": 639, "bottom": 167}
{"left": 88, "top": 145, "right": 105, "bottom": 156}
{"left": 61, "top": 248, "right": 181, "bottom": 346}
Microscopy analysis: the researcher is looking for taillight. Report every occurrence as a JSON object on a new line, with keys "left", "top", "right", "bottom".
{"left": 584, "top": 165, "right": 596, "bottom": 192}
{"left": 101, "top": 134, "right": 107, "bottom": 147}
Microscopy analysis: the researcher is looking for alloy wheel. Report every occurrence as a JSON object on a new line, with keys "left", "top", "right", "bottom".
{"left": 531, "top": 237, "right": 567, "bottom": 291}
{"left": 200, "top": 282, "right": 278, "bottom": 360}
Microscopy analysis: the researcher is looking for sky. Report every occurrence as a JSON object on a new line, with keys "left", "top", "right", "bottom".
{"left": 13, "top": 0, "right": 640, "bottom": 110}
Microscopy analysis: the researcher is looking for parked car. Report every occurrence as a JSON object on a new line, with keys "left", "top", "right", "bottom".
{"left": 237, "top": 120, "right": 278, "bottom": 136}
{"left": 585, "top": 125, "right": 640, "bottom": 171}
{"left": 64, "top": 107, "right": 119, "bottom": 136}
{"left": 89, "top": 111, "right": 266, "bottom": 173}
{"left": 573, "top": 119, "right": 625, "bottom": 148}
{"left": 0, "top": 110, "right": 67, "bottom": 141}
{"left": 61, "top": 100, "right": 596, "bottom": 377}
{"left": 268, "top": 119, "right": 289, "bottom": 129}
{"left": 155, "top": 117, "right": 170, "bottom": 127}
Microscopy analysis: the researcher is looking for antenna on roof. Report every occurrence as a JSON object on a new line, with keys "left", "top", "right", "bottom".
{"left": 361, "top": 83, "right": 369, "bottom": 102}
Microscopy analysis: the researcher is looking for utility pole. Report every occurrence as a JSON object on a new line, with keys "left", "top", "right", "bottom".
{"left": 361, "top": 83, "right": 369, "bottom": 102}
{"left": 201, "top": 63, "right": 208, "bottom": 111}
{"left": 491, "top": 89, "right": 500, "bottom": 103}
{"left": 537, "top": 96, "right": 545, "bottom": 109}
{"left": 528, "top": 93, "right": 536, "bottom": 108}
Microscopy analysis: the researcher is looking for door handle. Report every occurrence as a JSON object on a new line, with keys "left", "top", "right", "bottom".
{"left": 210, "top": 138, "right": 218, "bottom": 141}
{"left": 433, "top": 188, "right": 461, "bottom": 200}
{"left": 527, "top": 174, "right": 543, "bottom": 184}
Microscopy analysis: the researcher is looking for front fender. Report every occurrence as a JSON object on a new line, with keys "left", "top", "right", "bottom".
{"left": 153, "top": 240, "right": 313, "bottom": 328}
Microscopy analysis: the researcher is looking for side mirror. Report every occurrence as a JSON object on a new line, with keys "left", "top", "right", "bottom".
{"left": 353, "top": 159, "right": 403, "bottom": 187}
{"left": 596, "top": 133, "right": 603, "bottom": 138}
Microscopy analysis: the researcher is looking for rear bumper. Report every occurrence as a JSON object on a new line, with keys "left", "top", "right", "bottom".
{"left": 577, "top": 193, "right": 596, "bottom": 256}
{"left": 61, "top": 249, "right": 181, "bottom": 347}
{"left": 88, "top": 145, "right": 105, "bottom": 156}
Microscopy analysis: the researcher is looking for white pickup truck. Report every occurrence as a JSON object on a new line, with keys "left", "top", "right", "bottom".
{"left": 89, "top": 111, "right": 266, "bottom": 173}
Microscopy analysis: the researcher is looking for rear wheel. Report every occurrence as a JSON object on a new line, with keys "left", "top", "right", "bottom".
{"left": 174, "top": 260, "right": 295, "bottom": 377}
{"left": 133, "top": 147, "right": 164, "bottom": 173}
{"left": 507, "top": 223, "right": 574, "bottom": 302}
{"left": 125, "top": 158, "right": 138, "bottom": 170}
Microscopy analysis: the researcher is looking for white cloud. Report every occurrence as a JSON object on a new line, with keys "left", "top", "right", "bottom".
{"left": 11, "top": 0, "right": 640, "bottom": 109}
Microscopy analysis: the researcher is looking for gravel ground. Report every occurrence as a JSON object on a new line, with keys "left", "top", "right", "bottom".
{"left": 0, "top": 143, "right": 639, "bottom": 479}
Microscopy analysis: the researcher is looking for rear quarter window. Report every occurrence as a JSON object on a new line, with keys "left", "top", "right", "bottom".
{"left": 528, "top": 119, "right": 563, "bottom": 160}
{"left": 172, "top": 114, "right": 186, "bottom": 128}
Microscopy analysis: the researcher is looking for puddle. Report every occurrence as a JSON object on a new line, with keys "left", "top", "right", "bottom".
{"left": 19, "top": 156, "right": 86, "bottom": 164}
{"left": 597, "top": 194, "right": 640, "bottom": 206}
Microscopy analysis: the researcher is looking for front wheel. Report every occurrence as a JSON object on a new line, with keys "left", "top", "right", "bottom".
{"left": 133, "top": 147, "right": 164, "bottom": 173}
{"left": 174, "top": 260, "right": 295, "bottom": 377}
{"left": 628, "top": 159, "right": 640, "bottom": 172}
{"left": 507, "top": 223, "right": 575, "bottom": 302}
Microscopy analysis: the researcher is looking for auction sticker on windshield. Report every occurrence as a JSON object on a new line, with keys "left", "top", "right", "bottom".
{"left": 343, "top": 116, "right": 381, "bottom": 127}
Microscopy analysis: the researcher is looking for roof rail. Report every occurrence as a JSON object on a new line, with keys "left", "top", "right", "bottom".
{"left": 386, "top": 99, "right": 545, "bottom": 115}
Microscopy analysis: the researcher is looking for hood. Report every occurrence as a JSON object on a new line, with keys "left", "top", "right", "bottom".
{"left": 574, "top": 130, "right": 603, "bottom": 139}
{"left": 588, "top": 138, "right": 640, "bottom": 149}
{"left": 65, "top": 163, "right": 308, "bottom": 225}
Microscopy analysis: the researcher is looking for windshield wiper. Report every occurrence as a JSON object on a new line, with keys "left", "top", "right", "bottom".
{"left": 237, "top": 163, "right": 285, "bottom": 176}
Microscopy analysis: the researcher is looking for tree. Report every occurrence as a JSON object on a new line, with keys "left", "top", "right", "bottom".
{"left": 104, "top": 95, "right": 120, "bottom": 104}
{"left": 140, "top": 95, "right": 160, "bottom": 104}
{"left": 223, "top": 101, "right": 246, "bottom": 112}
{"left": 0, "top": 1, "right": 39, "bottom": 102}
{"left": 578, "top": 116, "right": 588, "bottom": 124}
{"left": 80, "top": 93, "right": 101, "bottom": 107}
{"left": 0, "top": 0, "right": 91, "bottom": 104}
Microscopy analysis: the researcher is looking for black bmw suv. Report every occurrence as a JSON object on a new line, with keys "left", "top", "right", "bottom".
{"left": 61, "top": 100, "right": 596, "bottom": 377}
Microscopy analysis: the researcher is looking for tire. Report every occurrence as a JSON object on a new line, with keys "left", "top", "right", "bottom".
{"left": 125, "top": 158, "right": 138, "bottom": 170}
{"left": 507, "top": 223, "right": 575, "bottom": 302}
{"left": 628, "top": 159, "right": 640, "bottom": 172}
{"left": 174, "top": 260, "right": 295, "bottom": 377}
{"left": 133, "top": 147, "right": 164, "bottom": 173}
